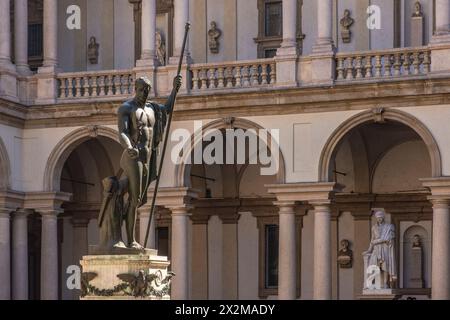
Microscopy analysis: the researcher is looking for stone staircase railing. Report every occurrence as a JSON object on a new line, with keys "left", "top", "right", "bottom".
{"left": 189, "top": 58, "right": 276, "bottom": 92}
{"left": 335, "top": 47, "right": 431, "bottom": 81}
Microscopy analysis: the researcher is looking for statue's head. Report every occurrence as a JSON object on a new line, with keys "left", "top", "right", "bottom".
{"left": 415, "top": 1, "right": 421, "bottom": 11}
{"left": 340, "top": 239, "right": 349, "bottom": 250}
{"left": 135, "top": 77, "right": 151, "bottom": 106}
{"left": 413, "top": 234, "right": 421, "bottom": 246}
{"left": 211, "top": 21, "right": 216, "bottom": 28}
{"left": 344, "top": 9, "right": 350, "bottom": 17}
{"left": 374, "top": 210, "right": 385, "bottom": 224}
{"left": 90, "top": 36, "right": 96, "bottom": 44}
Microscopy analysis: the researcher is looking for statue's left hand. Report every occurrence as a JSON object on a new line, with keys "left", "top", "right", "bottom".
{"left": 173, "top": 75, "right": 182, "bottom": 92}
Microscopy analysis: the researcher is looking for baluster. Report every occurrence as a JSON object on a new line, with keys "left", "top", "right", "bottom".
{"left": 364, "top": 55, "right": 373, "bottom": 78}
{"left": 129, "top": 74, "right": 135, "bottom": 94}
{"left": 59, "top": 78, "right": 66, "bottom": 98}
{"left": 261, "top": 64, "right": 268, "bottom": 85}
{"left": 75, "top": 77, "right": 83, "bottom": 97}
{"left": 355, "top": 56, "right": 363, "bottom": 79}
{"left": 393, "top": 53, "right": 402, "bottom": 76}
{"left": 98, "top": 76, "right": 105, "bottom": 96}
{"left": 374, "top": 55, "right": 382, "bottom": 78}
{"left": 384, "top": 55, "right": 392, "bottom": 77}
{"left": 192, "top": 69, "right": 200, "bottom": 90}
{"left": 217, "top": 67, "right": 225, "bottom": 88}
{"left": 242, "top": 65, "right": 251, "bottom": 87}
{"left": 235, "top": 66, "right": 242, "bottom": 87}
{"left": 269, "top": 62, "right": 276, "bottom": 84}
{"left": 347, "top": 57, "right": 356, "bottom": 80}
{"left": 412, "top": 52, "right": 420, "bottom": 75}
{"left": 106, "top": 75, "right": 113, "bottom": 95}
{"left": 199, "top": 69, "right": 207, "bottom": 90}
{"left": 402, "top": 52, "right": 411, "bottom": 75}
{"left": 423, "top": 51, "right": 431, "bottom": 73}
{"left": 80, "top": 76, "right": 87, "bottom": 97}
{"left": 336, "top": 57, "right": 344, "bottom": 80}
{"left": 250, "top": 65, "right": 259, "bottom": 86}
{"left": 225, "top": 67, "right": 234, "bottom": 88}
{"left": 208, "top": 68, "right": 216, "bottom": 89}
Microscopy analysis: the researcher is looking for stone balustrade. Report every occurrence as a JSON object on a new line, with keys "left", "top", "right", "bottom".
{"left": 57, "top": 70, "right": 135, "bottom": 100}
{"left": 189, "top": 58, "right": 276, "bottom": 91}
{"left": 335, "top": 47, "right": 431, "bottom": 81}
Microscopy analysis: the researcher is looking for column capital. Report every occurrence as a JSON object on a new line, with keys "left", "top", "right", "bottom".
{"left": 218, "top": 213, "right": 241, "bottom": 224}
{"left": 428, "top": 197, "right": 450, "bottom": 208}
{"left": 169, "top": 206, "right": 193, "bottom": 216}
{"left": 0, "top": 208, "right": 13, "bottom": 218}
{"left": 13, "top": 209, "right": 33, "bottom": 219}
{"left": 70, "top": 217, "right": 90, "bottom": 228}
{"left": 190, "top": 214, "right": 210, "bottom": 225}
{"left": 266, "top": 182, "right": 344, "bottom": 203}
{"left": 273, "top": 201, "right": 296, "bottom": 215}
{"left": 39, "top": 210, "right": 61, "bottom": 218}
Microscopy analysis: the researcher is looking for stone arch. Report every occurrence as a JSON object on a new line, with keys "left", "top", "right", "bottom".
{"left": 44, "top": 126, "right": 120, "bottom": 191}
{"left": 174, "top": 118, "right": 286, "bottom": 187}
{"left": 0, "top": 137, "right": 11, "bottom": 190}
{"left": 318, "top": 109, "right": 442, "bottom": 182}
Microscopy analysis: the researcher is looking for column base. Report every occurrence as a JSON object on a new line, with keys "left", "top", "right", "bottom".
{"left": 80, "top": 251, "right": 172, "bottom": 300}
{"left": 275, "top": 48, "right": 298, "bottom": 88}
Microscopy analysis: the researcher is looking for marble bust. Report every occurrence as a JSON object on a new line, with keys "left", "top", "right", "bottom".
{"left": 88, "top": 36, "right": 99, "bottom": 64}
{"left": 337, "top": 239, "right": 353, "bottom": 268}
{"left": 340, "top": 9, "right": 354, "bottom": 43}
{"left": 412, "top": 1, "right": 423, "bottom": 17}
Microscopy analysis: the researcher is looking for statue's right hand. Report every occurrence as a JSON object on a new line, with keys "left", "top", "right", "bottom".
{"left": 127, "top": 147, "right": 139, "bottom": 159}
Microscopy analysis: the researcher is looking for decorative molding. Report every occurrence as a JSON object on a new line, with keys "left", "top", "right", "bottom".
{"left": 0, "top": 138, "right": 12, "bottom": 190}
{"left": 319, "top": 109, "right": 443, "bottom": 182}
{"left": 43, "top": 126, "right": 120, "bottom": 192}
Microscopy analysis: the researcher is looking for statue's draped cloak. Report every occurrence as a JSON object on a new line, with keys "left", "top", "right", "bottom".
{"left": 368, "top": 223, "right": 396, "bottom": 278}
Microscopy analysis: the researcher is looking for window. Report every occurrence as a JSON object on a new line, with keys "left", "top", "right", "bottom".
{"left": 255, "top": 0, "right": 304, "bottom": 58}
{"left": 257, "top": 215, "right": 302, "bottom": 298}
{"left": 265, "top": 2, "right": 282, "bottom": 37}
{"left": 156, "top": 227, "right": 169, "bottom": 258}
{"left": 265, "top": 224, "right": 279, "bottom": 288}
{"left": 28, "top": 24, "right": 43, "bottom": 58}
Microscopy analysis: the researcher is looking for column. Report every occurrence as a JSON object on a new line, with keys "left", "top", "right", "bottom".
{"left": 139, "top": 207, "right": 156, "bottom": 249}
{"left": 71, "top": 218, "right": 89, "bottom": 265}
{"left": 138, "top": 0, "right": 157, "bottom": 66}
{"left": 315, "top": 0, "right": 333, "bottom": 48}
{"left": 14, "top": 0, "right": 31, "bottom": 75}
{"left": 173, "top": 0, "right": 189, "bottom": 58}
{"left": 219, "top": 213, "right": 240, "bottom": 300}
{"left": 281, "top": 0, "right": 297, "bottom": 49}
{"left": 0, "top": 0, "right": 12, "bottom": 66}
{"left": 170, "top": 206, "right": 191, "bottom": 300}
{"left": 12, "top": 210, "right": 30, "bottom": 300}
{"left": 430, "top": 198, "right": 450, "bottom": 300}
{"left": 190, "top": 215, "right": 209, "bottom": 300}
{"left": 40, "top": 210, "right": 59, "bottom": 300}
{"left": 42, "top": 0, "right": 58, "bottom": 69}
{"left": 351, "top": 210, "right": 371, "bottom": 299}
{"left": 275, "top": 201, "right": 297, "bottom": 300}
{"left": 435, "top": 0, "right": 450, "bottom": 35}
{"left": 312, "top": 201, "right": 332, "bottom": 300}
{"left": 0, "top": 209, "right": 11, "bottom": 300}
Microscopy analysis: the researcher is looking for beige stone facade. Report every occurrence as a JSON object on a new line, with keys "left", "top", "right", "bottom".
{"left": 1, "top": 0, "right": 450, "bottom": 300}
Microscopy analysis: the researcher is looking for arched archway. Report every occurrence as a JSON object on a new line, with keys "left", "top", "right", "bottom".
{"left": 44, "top": 126, "right": 120, "bottom": 192}
{"left": 318, "top": 109, "right": 442, "bottom": 183}
{"left": 174, "top": 118, "right": 286, "bottom": 188}
{"left": 0, "top": 137, "right": 11, "bottom": 190}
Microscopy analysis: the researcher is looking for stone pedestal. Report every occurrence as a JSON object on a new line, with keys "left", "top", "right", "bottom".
{"left": 359, "top": 289, "right": 400, "bottom": 300}
{"left": 411, "top": 17, "right": 424, "bottom": 47}
{"left": 80, "top": 249, "right": 172, "bottom": 300}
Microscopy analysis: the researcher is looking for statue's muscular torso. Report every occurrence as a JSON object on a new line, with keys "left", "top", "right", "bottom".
{"left": 119, "top": 100, "right": 156, "bottom": 164}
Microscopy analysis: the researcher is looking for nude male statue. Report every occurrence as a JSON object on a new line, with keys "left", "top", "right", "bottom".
{"left": 110, "top": 75, "right": 181, "bottom": 250}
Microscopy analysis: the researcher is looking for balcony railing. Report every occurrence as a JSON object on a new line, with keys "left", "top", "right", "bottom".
{"left": 57, "top": 70, "right": 135, "bottom": 100}
{"left": 335, "top": 47, "right": 431, "bottom": 82}
{"left": 189, "top": 58, "right": 276, "bottom": 92}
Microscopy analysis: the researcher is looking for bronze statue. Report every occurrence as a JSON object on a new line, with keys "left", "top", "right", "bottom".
{"left": 97, "top": 75, "right": 182, "bottom": 252}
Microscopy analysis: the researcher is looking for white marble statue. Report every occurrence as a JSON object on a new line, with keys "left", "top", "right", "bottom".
{"left": 363, "top": 211, "right": 397, "bottom": 290}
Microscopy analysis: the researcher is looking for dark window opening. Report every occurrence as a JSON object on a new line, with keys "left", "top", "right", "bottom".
{"left": 265, "top": 224, "right": 279, "bottom": 288}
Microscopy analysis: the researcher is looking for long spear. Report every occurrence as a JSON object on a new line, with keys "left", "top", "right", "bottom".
{"left": 144, "top": 22, "right": 191, "bottom": 247}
